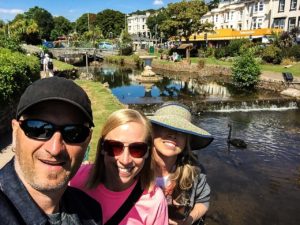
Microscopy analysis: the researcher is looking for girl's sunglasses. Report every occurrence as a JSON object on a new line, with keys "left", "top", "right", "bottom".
{"left": 102, "top": 139, "right": 148, "bottom": 158}
{"left": 19, "top": 119, "right": 91, "bottom": 144}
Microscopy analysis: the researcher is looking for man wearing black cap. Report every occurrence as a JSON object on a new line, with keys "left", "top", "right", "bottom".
{"left": 0, "top": 77, "right": 102, "bottom": 224}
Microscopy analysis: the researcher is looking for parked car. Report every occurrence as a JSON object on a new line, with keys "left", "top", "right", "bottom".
{"left": 98, "top": 42, "right": 115, "bottom": 50}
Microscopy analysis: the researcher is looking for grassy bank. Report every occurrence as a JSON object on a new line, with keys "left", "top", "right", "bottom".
{"left": 75, "top": 80, "right": 124, "bottom": 161}
{"left": 53, "top": 59, "right": 76, "bottom": 71}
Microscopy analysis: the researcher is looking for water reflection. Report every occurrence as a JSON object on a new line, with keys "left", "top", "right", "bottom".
{"left": 88, "top": 64, "right": 296, "bottom": 111}
{"left": 195, "top": 110, "right": 300, "bottom": 225}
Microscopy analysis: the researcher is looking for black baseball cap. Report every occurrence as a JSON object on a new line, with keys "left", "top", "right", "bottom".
{"left": 16, "top": 77, "right": 94, "bottom": 127}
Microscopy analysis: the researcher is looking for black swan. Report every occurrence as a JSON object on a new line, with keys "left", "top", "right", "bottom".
{"left": 227, "top": 124, "right": 247, "bottom": 149}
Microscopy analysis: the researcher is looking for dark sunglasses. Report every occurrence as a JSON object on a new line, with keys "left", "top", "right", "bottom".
{"left": 19, "top": 119, "right": 91, "bottom": 144}
{"left": 102, "top": 140, "right": 149, "bottom": 158}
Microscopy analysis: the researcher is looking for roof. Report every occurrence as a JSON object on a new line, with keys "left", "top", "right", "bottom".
{"left": 177, "top": 44, "right": 193, "bottom": 49}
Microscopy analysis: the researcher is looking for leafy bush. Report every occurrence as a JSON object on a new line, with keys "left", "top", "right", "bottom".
{"left": 261, "top": 45, "right": 282, "bottom": 64}
{"left": 132, "top": 54, "right": 142, "bottom": 68}
{"left": 231, "top": 51, "right": 261, "bottom": 88}
{"left": 287, "top": 45, "right": 300, "bottom": 61}
{"left": 198, "top": 47, "right": 214, "bottom": 58}
{"left": 197, "top": 59, "right": 205, "bottom": 69}
{"left": 214, "top": 47, "right": 226, "bottom": 59}
{"left": 0, "top": 36, "right": 24, "bottom": 52}
{"left": 120, "top": 45, "right": 133, "bottom": 56}
{"left": 0, "top": 48, "right": 40, "bottom": 104}
{"left": 226, "top": 39, "right": 250, "bottom": 57}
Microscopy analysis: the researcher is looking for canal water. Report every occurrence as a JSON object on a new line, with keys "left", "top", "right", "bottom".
{"left": 87, "top": 64, "right": 300, "bottom": 225}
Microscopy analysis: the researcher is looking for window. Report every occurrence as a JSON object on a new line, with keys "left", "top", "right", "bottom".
{"left": 288, "top": 17, "right": 296, "bottom": 31}
{"left": 257, "top": 18, "right": 263, "bottom": 28}
{"left": 231, "top": 11, "right": 234, "bottom": 20}
{"left": 252, "top": 18, "right": 263, "bottom": 29}
{"left": 273, "top": 18, "right": 285, "bottom": 29}
{"left": 259, "top": 1, "right": 264, "bottom": 11}
{"left": 298, "top": 17, "right": 300, "bottom": 27}
{"left": 224, "top": 13, "right": 227, "bottom": 22}
{"left": 254, "top": 3, "right": 258, "bottom": 12}
{"left": 215, "top": 14, "right": 218, "bottom": 22}
{"left": 290, "top": 0, "right": 297, "bottom": 10}
{"left": 254, "top": 1, "right": 264, "bottom": 12}
{"left": 278, "top": 0, "right": 285, "bottom": 12}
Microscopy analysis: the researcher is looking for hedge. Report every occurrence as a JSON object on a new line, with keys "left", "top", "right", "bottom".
{"left": 0, "top": 48, "right": 40, "bottom": 104}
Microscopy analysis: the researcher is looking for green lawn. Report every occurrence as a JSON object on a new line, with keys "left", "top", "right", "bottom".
{"left": 75, "top": 80, "right": 124, "bottom": 161}
{"left": 53, "top": 59, "right": 76, "bottom": 71}
{"left": 191, "top": 57, "right": 300, "bottom": 77}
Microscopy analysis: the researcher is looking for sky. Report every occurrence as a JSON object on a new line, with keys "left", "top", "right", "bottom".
{"left": 0, "top": 0, "right": 182, "bottom": 22}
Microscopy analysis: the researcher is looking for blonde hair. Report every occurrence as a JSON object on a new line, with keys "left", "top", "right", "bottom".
{"left": 87, "top": 109, "right": 155, "bottom": 190}
{"left": 170, "top": 136, "right": 200, "bottom": 196}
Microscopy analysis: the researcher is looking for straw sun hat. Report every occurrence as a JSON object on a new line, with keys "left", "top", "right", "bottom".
{"left": 148, "top": 103, "right": 214, "bottom": 150}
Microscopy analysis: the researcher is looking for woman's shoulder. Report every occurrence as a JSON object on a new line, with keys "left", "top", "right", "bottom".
{"left": 145, "top": 185, "right": 167, "bottom": 201}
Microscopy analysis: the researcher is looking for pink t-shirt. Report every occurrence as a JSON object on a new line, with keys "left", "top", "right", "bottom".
{"left": 70, "top": 165, "right": 168, "bottom": 225}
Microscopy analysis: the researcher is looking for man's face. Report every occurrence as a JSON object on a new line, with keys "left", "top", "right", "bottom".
{"left": 12, "top": 101, "right": 91, "bottom": 192}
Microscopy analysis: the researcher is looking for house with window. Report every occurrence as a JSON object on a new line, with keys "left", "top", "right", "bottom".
{"left": 271, "top": 0, "right": 300, "bottom": 31}
{"left": 201, "top": 0, "right": 272, "bottom": 31}
{"left": 127, "top": 12, "right": 151, "bottom": 38}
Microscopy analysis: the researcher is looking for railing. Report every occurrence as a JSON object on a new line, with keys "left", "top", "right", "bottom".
{"left": 50, "top": 48, "right": 118, "bottom": 58}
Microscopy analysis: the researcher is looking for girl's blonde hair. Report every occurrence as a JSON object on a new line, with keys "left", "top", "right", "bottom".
{"left": 87, "top": 109, "right": 155, "bottom": 190}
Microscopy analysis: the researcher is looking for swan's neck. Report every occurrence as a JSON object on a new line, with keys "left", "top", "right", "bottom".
{"left": 228, "top": 125, "right": 232, "bottom": 140}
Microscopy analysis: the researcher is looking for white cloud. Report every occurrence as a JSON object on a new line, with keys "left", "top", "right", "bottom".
{"left": 68, "top": 9, "right": 76, "bottom": 13}
{"left": 153, "top": 0, "right": 164, "bottom": 6}
{"left": 0, "top": 8, "right": 23, "bottom": 15}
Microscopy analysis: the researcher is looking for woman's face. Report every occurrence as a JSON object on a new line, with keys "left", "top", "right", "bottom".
{"left": 153, "top": 125, "right": 187, "bottom": 158}
{"left": 103, "top": 122, "right": 148, "bottom": 191}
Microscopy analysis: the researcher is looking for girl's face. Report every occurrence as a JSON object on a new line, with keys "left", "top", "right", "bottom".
{"left": 103, "top": 122, "right": 148, "bottom": 191}
{"left": 153, "top": 125, "right": 187, "bottom": 158}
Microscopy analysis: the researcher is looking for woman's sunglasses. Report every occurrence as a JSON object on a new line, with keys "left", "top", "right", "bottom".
{"left": 19, "top": 119, "right": 91, "bottom": 144}
{"left": 102, "top": 140, "right": 148, "bottom": 158}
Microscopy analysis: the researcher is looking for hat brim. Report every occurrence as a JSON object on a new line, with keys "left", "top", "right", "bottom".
{"left": 148, "top": 115, "right": 214, "bottom": 150}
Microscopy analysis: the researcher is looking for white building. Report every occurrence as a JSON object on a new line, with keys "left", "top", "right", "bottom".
{"left": 271, "top": 0, "right": 300, "bottom": 31}
{"left": 201, "top": 0, "right": 272, "bottom": 31}
{"left": 127, "top": 12, "right": 151, "bottom": 37}
{"left": 201, "top": 0, "right": 300, "bottom": 32}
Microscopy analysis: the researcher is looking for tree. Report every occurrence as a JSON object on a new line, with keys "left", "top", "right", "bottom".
{"left": 160, "top": 0, "right": 213, "bottom": 59}
{"left": 161, "top": 0, "right": 212, "bottom": 41}
{"left": 51, "top": 16, "right": 73, "bottom": 40}
{"left": 25, "top": 7, "right": 54, "bottom": 40}
{"left": 232, "top": 51, "right": 260, "bottom": 88}
{"left": 96, "top": 9, "right": 124, "bottom": 38}
{"left": 9, "top": 16, "right": 40, "bottom": 44}
{"left": 75, "top": 13, "right": 97, "bottom": 34}
{"left": 207, "top": 0, "right": 219, "bottom": 10}
{"left": 146, "top": 9, "right": 168, "bottom": 40}
{"left": 0, "top": 20, "right": 4, "bottom": 34}
{"left": 82, "top": 26, "right": 103, "bottom": 47}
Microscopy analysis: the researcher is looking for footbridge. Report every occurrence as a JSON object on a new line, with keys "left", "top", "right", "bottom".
{"left": 49, "top": 48, "right": 119, "bottom": 61}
